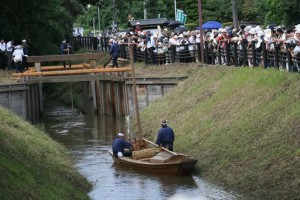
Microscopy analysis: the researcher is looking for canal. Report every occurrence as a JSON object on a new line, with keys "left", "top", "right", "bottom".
{"left": 41, "top": 103, "right": 242, "bottom": 200}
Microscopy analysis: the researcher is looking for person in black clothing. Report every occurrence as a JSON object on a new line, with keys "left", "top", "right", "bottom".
{"left": 156, "top": 119, "right": 175, "bottom": 151}
{"left": 109, "top": 38, "right": 120, "bottom": 68}
{"left": 60, "top": 40, "right": 72, "bottom": 69}
{"left": 112, "top": 133, "right": 132, "bottom": 158}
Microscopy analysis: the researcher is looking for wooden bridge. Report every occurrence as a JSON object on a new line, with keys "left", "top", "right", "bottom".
{"left": 4, "top": 52, "right": 184, "bottom": 120}
{"left": 12, "top": 53, "right": 131, "bottom": 81}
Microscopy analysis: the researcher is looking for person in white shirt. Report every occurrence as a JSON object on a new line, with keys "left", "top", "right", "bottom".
{"left": 0, "top": 39, "right": 6, "bottom": 70}
{"left": 12, "top": 45, "right": 24, "bottom": 73}
{"left": 6, "top": 40, "right": 14, "bottom": 70}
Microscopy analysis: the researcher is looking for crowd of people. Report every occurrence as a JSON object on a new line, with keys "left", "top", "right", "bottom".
{"left": 0, "top": 39, "right": 28, "bottom": 73}
{"left": 105, "top": 22, "right": 300, "bottom": 71}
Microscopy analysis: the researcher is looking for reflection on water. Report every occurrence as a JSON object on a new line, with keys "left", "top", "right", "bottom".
{"left": 41, "top": 104, "right": 241, "bottom": 200}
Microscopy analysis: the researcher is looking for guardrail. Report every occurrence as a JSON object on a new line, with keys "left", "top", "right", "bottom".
{"left": 73, "top": 37, "right": 300, "bottom": 72}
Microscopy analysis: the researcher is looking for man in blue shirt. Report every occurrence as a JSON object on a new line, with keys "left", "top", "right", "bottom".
{"left": 112, "top": 133, "right": 132, "bottom": 158}
{"left": 156, "top": 119, "right": 175, "bottom": 151}
{"left": 109, "top": 38, "right": 120, "bottom": 68}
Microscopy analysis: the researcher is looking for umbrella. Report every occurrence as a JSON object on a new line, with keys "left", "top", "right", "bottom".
{"left": 174, "top": 26, "right": 188, "bottom": 34}
{"left": 168, "top": 21, "right": 183, "bottom": 28}
{"left": 196, "top": 21, "right": 222, "bottom": 30}
{"left": 162, "top": 20, "right": 172, "bottom": 26}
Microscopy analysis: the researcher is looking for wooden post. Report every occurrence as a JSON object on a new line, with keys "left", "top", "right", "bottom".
{"left": 129, "top": 40, "right": 142, "bottom": 138}
{"left": 211, "top": 44, "right": 215, "bottom": 65}
{"left": 262, "top": 41, "right": 267, "bottom": 68}
{"left": 35, "top": 62, "right": 41, "bottom": 72}
{"left": 251, "top": 41, "right": 256, "bottom": 67}
{"left": 242, "top": 40, "right": 247, "bottom": 66}
{"left": 204, "top": 41, "right": 209, "bottom": 64}
{"left": 233, "top": 42, "right": 238, "bottom": 66}
{"left": 274, "top": 46, "right": 279, "bottom": 69}
{"left": 90, "top": 59, "right": 97, "bottom": 113}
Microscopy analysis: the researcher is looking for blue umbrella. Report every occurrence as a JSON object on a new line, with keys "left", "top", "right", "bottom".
{"left": 196, "top": 21, "right": 222, "bottom": 30}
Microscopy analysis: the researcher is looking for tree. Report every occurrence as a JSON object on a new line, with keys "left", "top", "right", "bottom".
{"left": 0, "top": 0, "right": 84, "bottom": 55}
{"left": 266, "top": 0, "right": 300, "bottom": 26}
{"left": 231, "top": 0, "right": 238, "bottom": 28}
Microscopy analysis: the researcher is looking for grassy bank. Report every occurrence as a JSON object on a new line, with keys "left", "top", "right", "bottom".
{"left": 139, "top": 66, "right": 300, "bottom": 200}
{"left": 0, "top": 107, "right": 92, "bottom": 200}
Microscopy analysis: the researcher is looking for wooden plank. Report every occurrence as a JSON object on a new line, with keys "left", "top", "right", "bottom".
{"left": 27, "top": 53, "right": 105, "bottom": 63}
{"left": 39, "top": 65, "right": 85, "bottom": 71}
{"left": 12, "top": 67, "right": 133, "bottom": 77}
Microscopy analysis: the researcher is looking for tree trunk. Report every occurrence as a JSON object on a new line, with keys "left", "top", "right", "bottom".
{"left": 231, "top": 0, "right": 239, "bottom": 29}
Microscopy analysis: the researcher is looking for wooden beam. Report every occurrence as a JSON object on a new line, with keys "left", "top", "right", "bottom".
{"left": 12, "top": 67, "right": 133, "bottom": 77}
{"left": 39, "top": 65, "right": 85, "bottom": 71}
{"left": 27, "top": 53, "right": 105, "bottom": 63}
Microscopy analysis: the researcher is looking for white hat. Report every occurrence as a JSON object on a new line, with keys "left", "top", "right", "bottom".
{"left": 295, "top": 24, "right": 300, "bottom": 30}
{"left": 178, "top": 34, "right": 183, "bottom": 38}
{"left": 295, "top": 29, "right": 300, "bottom": 34}
{"left": 196, "top": 34, "right": 200, "bottom": 38}
{"left": 22, "top": 39, "right": 26, "bottom": 43}
{"left": 249, "top": 28, "right": 256, "bottom": 35}
{"left": 117, "top": 133, "right": 124, "bottom": 137}
{"left": 245, "top": 26, "right": 252, "bottom": 32}
{"left": 173, "top": 35, "right": 178, "bottom": 39}
{"left": 136, "top": 22, "right": 140, "bottom": 25}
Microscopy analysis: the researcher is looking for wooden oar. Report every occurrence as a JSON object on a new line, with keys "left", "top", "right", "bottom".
{"left": 142, "top": 138, "right": 178, "bottom": 156}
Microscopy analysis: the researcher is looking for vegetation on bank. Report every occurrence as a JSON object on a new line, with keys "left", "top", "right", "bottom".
{"left": 0, "top": 107, "right": 92, "bottom": 200}
{"left": 139, "top": 66, "right": 300, "bottom": 200}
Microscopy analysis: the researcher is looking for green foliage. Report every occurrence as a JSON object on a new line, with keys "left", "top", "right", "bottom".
{"left": 222, "top": 22, "right": 234, "bottom": 28}
{"left": 0, "top": 107, "right": 92, "bottom": 199}
{"left": 0, "top": 0, "right": 84, "bottom": 55}
{"left": 185, "top": 23, "right": 198, "bottom": 30}
{"left": 266, "top": 0, "right": 300, "bottom": 26}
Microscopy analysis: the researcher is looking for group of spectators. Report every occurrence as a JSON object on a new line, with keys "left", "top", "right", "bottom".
{"left": 0, "top": 39, "right": 28, "bottom": 73}
{"left": 106, "top": 23, "right": 300, "bottom": 71}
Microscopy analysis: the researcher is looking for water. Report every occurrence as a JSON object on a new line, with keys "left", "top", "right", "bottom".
{"left": 41, "top": 104, "right": 242, "bottom": 200}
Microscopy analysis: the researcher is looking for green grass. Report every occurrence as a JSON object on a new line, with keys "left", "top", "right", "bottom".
{"left": 0, "top": 107, "right": 92, "bottom": 200}
{"left": 139, "top": 66, "right": 300, "bottom": 200}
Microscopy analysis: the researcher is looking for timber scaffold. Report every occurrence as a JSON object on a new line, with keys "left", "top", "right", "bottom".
{"left": 9, "top": 53, "right": 184, "bottom": 120}
{"left": 13, "top": 53, "right": 132, "bottom": 116}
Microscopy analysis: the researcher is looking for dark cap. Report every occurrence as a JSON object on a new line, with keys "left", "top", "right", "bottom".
{"left": 161, "top": 119, "right": 168, "bottom": 126}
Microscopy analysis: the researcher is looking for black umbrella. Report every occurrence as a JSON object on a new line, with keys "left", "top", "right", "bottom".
{"left": 162, "top": 20, "right": 172, "bottom": 26}
{"left": 174, "top": 26, "right": 188, "bottom": 34}
{"left": 167, "top": 21, "right": 183, "bottom": 28}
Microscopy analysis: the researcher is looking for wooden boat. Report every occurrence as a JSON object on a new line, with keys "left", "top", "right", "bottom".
{"left": 110, "top": 138, "right": 197, "bottom": 176}
{"left": 110, "top": 41, "right": 197, "bottom": 176}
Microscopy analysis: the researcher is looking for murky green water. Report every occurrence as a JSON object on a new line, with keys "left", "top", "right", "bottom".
{"left": 41, "top": 104, "right": 242, "bottom": 200}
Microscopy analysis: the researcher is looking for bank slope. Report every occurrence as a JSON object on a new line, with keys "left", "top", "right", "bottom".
{"left": 140, "top": 66, "right": 300, "bottom": 200}
{"left": 0, "top": 107, "right": 91, "bottom": 200}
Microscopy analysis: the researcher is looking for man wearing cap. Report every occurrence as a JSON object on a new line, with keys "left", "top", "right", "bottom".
{"left": 12, "top": 45, "right": 24, "bottom": 73}
{"left": 112, "top": 133, "right": 132, "bottom": 158}
{"left": 156, "top": 120, "right": 175, "bottom": 151}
